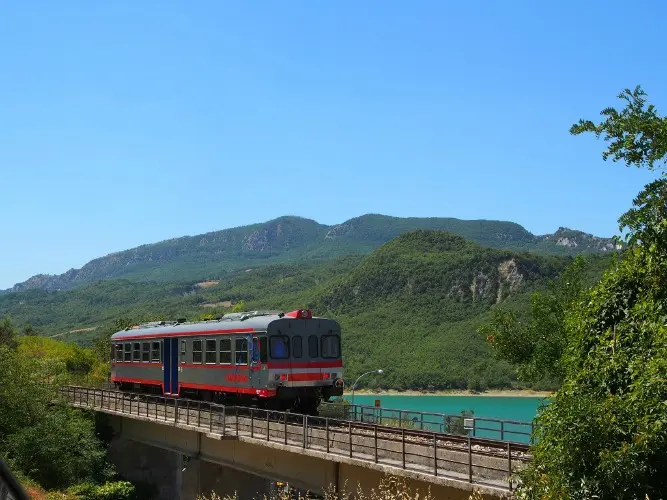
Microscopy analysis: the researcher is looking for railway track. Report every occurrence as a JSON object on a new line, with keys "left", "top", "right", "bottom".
{"left": 95, "top": 388, "right": 530, "bottom": 460}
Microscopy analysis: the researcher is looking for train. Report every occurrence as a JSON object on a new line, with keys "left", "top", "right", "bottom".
{"left": 110, "top": 309, "right": 344, "bottom": 415}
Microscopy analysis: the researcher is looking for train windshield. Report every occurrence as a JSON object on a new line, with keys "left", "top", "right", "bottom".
{"left": 321, "top": 334, "right": 341, "bottom": 359}
{"left": 269, "top": 335, "right": 290, "bottom": 359}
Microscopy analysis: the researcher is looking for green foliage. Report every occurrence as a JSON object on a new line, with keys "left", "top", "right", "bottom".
{"left": 0, "top": 331, "right": 121, "bottom": 493}
{"left": 512, "top": 87, "right": 667, "bottom": 499}
{"left": 570, "top": 85, "right": 667, "bottom": 171}
{"left": 448, "top": 409, "right": 475, "bottom": 436}
{"left": 319, "top": 397, "right": 354, "bottom": 420}
{"left": 231, "top": 300, "right": 247, "bottom": 313}
{"left": 69, "top": 481, "right": 136, "bottom": 500}
{"left": 0, "top": 315, "right": 18, "bottom": 349}
{"left": 518, "top": 248, "right": 667, "bottom": 498}
{"left": 7, "top": 407, "right": 111, "bottom": 489}
{"left": 479, "top": 256, "right": 593, "bottom": 383}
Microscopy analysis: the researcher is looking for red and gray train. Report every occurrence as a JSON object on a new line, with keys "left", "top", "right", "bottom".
{"left": 110, "top": 309, "right": 344, "bottom": 414}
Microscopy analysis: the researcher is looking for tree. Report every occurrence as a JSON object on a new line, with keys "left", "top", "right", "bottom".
{"left": 0, "top": 316, "right": 18, "bottom": 349}
{"left": 509, "top": 87, "right": 667, "bottom": 499}
{"left": 478, "top": 256, "right": 590, "bottom": 385}
{"left": 570, "top": 85, "right": 667, "bottom": 171}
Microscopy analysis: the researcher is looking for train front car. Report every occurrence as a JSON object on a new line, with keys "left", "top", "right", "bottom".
{"left": 265, "top": 309, "right": 344, "bottom": 414}
{"left": 109, "top": 309, "right": 344, "bottom": 415}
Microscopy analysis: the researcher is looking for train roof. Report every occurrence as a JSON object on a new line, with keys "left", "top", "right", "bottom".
{"left": 110, "top": 309, "right": 335, "bottom": 340}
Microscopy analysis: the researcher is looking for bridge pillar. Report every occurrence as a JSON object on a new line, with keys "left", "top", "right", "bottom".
{"left": 106, "top": 426, "right": 273, "bottom": 499}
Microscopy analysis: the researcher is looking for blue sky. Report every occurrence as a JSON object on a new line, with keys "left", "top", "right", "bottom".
{"left": 0, "top": 1, "right": 665, "bottom": 289}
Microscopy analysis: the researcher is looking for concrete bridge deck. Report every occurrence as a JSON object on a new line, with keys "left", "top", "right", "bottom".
{"left": 60, "top": 386, "right": 529, "bottom": 499}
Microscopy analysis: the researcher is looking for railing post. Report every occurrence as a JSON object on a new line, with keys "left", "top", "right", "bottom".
{"left": 101, "top": 390, "right": 104, "bottom": 409}
{"left": 186, "top": 400, "right": 190, "bottom": 425}
{"left": 303, "top": 415, "right": 307, "bottom": 449}
{"left": 114, "top": 392, "right": 118, "bottom": 413}
{"left": 284, "top": 413, "right": 287, "bottom": 445}
{"left": 266, "top": 411, "right": 270, "bottom": 441}
{"left": 198, "top": 401, "right": 201, "bottom": 428}
{"left": 374, "top": 425, "right": 378, "bottom": 463}
{"left": 326, "top": 419, "right": 330, "bottom": 453}
{"left": 155, "top": 397, "right": 158, "bottom": 420}
{"left": 174, "top": 399, "right": 178, "bottom": 424}
{"left": 236, "top": 407, "right": 239, "bottom": 436}
{"left": 251, "top": 409, "right": 254, "bottom": 438}
{"left": 501, "top": 421, "right": 505, "bottom": 441}
{"left": 468, "top": 432, "right": 473, "bottom": 483}
{"left": 433, "top": 433, "right": 438, "bottom": 476}
{"left": 210, "top": 406, "right": 213, "bottom": 433}
{"left": 222, "top": 406, "right": 226, "bottom": 437}
{"left": 348, "top": 422, "right": 352, "bottom": 458}
{"left": 507, "top": 442, "right": 513, "bottom": 490}
{"left": 420, "top": 413, "right": 424, "bottom": 431}
{"left": 401, "top": 428, "right": 405, "bottom": 469}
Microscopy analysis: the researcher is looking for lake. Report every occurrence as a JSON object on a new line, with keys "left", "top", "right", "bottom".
{"left": 346, "top": 394, "right": 551, "bottom": 443}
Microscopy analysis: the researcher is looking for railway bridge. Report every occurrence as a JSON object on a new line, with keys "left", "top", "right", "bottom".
{"left": 60, "top": 386, "right": 531, "bottom": 499}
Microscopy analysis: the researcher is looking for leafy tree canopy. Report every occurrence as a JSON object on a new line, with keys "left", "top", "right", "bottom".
{"left": 495, "top": 86, "right": 667, "bottom": 499}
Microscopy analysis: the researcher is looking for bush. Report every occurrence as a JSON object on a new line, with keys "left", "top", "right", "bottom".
{"left": 317, "top": 397, "right": 351, "bottom": 420}
{"left": 69, "top": 481, "right": 135, "bottom": 500}
{"left": 6, "top": 407, "right": 110, "bottom": 489}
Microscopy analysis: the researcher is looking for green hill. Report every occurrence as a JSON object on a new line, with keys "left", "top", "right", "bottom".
{"left": 0, "top": 230, "right": 615, "bottom": 391}
{"left": 3, "top": 214, "right": 619, "bottom": 294}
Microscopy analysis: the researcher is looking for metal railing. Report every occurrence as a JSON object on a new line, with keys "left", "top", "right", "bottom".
{"left": 60, "top": 386, "right": 530, "bottom": 491}
{"left": 319, "top": 401, "right": 535, "bottom": 444}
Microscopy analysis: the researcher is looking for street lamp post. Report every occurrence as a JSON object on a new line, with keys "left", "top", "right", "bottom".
{"left": 350, "top": 369, "right": 384, "bottom": 406}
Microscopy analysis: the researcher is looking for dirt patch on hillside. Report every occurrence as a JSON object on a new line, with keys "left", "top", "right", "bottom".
{"left": 196, "top": 280, "right": 220, "bottom": 288}
{"left": 200, "top": 301, "right": 232, "bottom": 308}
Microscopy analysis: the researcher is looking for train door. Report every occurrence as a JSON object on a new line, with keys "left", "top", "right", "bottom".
{"left": 248, "top": 335, "right": 266, "bottom": 390}
{"left": 163, "top": 338, "right": 179, "bottom": 395}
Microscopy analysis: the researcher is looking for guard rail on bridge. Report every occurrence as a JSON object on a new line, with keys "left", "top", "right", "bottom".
{"left": 320, "top": 401, "right": 535, "bottom": 444}
{"left": 60, "top": 386, "right": 531, "bottom": 492}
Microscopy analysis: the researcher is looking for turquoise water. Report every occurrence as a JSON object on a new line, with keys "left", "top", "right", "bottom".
{"left": 347, "top": 394, "right": 550, "bottom": 443}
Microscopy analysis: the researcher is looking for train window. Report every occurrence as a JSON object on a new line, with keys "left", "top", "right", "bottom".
{"left": 132, "top": 342, "right": 141, "bottom": 362}
{"left": 308, "top": 335, "right": 318, "bottom": 358}
{"left": 235, "top": 337, "right": 248, "bottom": 365}
{"left": 192, "top": 340, "right": 203, "bottom": 364}
{"left": 269, "top": 336, "right": 290, "bottom": 359}
{"left": 180, "top": 340, "right": 186, "bottom": 364}
{"left": 292, "top": 336, "right": 303, "bottom": 358}
{"left": 152, "top": 342, "right": 161, "bottom": 362}
{"left": 219, "top": 338, "right": 232, "bottom": 364}
{"left": 141, "top": 342, "right": 150, "bottom": 362}
{"left": 321, "top": 335, "right": 341, "bottom": 359}
{"left": 123, "top": 343, "right": 131, "bottom": 362}
{"left": 115, "top": 344, "right": 123, "bottom": 362}
{"left": 258, "top": 336, "right": 268, "bottom": 363}
{"left": 205, "top": 339, "right": 217, "bottom": 364}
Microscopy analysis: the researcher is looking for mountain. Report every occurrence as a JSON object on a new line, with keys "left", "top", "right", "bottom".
{"left": 0, "top": 230, "right": 615, "bottom": 391}
{"left": 3, "top": 214, "right": 620, "bottom": 294}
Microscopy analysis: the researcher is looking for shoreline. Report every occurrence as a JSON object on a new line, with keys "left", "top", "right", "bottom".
{"left": 344, "top": 389, "right": 554, "bottom": 398}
